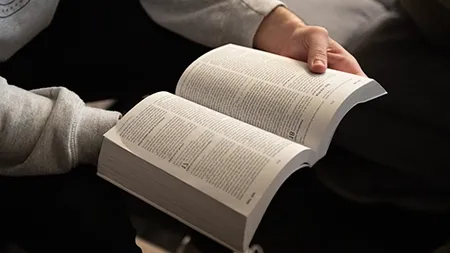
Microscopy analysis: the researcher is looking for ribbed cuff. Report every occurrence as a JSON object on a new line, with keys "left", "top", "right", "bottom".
{"left": 76, "top": 106, "right": 121, "bottom": 166}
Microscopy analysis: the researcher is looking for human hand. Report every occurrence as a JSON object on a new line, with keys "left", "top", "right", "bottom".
{"left": 254, "top": 6, "right": 365, "bottom": 76}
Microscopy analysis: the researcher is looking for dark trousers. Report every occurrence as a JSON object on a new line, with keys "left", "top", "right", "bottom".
{"left": 181, "top": 167, "right": 450, "bottom": 253}
{"left": 324, "top": 3, "right": 450, "bottom": 208}
{"left": 0, "top": 0, "right": 208, "bottom": 252}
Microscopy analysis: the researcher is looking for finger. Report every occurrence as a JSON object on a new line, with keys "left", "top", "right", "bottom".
{"left": 327, "top": 52, "right": 366, "bottom": 76}
{"left": 305, "top": 26, "right": 329, "bottom": 73}
{"left": 327, "top": 39, "right": 366, "bottom": 76}
{"left": 327, "top": 38, "right": 346, "bottom": 54}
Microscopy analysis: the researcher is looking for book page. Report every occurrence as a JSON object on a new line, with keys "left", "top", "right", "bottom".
{"left": 175, "top": 44, "right": 385, "bottom": 157}
{"left": 105, "top": 92, "right": 312, "bottom": 214}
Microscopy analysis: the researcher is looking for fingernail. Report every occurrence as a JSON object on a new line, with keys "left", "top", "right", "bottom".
{"left": 314, "top": 59, "right": 325, "bottom": 67}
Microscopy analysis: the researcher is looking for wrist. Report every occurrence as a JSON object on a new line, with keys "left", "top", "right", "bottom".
{"left": 253, "top": 6, "right": 305, "bottom": 54}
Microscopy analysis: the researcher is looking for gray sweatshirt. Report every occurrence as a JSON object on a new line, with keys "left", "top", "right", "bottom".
{"left": 0, "top": 0, "right": 283, "bottom": 176}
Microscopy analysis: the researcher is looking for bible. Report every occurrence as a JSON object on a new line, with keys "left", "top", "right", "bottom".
{"left": 97, "top": 44, "right": 386, "bottom": 253}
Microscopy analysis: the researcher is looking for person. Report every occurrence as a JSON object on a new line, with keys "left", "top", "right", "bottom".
{"left": 0, "top": 0, "right": 363, "bottom": 252}
{"left": 310, "top": 0, "right": 450, "bottom": 252}
{"left": 177, "top": 1, "right": 450, "bottom": 252}
{"left": 319, "top": 0, "right": 450, "bottom": 213}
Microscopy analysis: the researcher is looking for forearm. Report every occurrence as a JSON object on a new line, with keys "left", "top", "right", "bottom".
{"left": 253, "top": 6, "right": 305, "bottom": 53}
{"left": 140, "top": 0, "right": 285, "bottom": 48}
{"left": 0, "top": 77, "right": 120, "bottom": 176}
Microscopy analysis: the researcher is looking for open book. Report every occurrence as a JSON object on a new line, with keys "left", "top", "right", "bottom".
{"left": 98, "top": 44, "right": 386, "bottom": 253}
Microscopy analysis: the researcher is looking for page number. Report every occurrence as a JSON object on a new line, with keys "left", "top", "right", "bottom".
{"left": 181, "top": 162, "right": 190, "bottom": 170}
{"left": 288, "top": 131, "right": 296, "bottom": 140}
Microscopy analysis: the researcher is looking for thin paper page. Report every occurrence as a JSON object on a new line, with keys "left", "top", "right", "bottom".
{"left": 105, "top": 92, "right": 310, "bottom": 214}
{"left": 175, "top": 44, "right": 376, "bottom": 152}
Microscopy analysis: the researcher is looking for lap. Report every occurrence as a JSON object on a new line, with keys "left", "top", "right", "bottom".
{"left": 335, "top": 7, "right": 450, "bottom": 182}
{"left": 347, "top": 7, "right": 450, "bottom": 134}
{"left": 0, "top": 167, "right": 140, "bottom": 253}
{"left": 183, "top": 168, "right": 449, "bottom": 253}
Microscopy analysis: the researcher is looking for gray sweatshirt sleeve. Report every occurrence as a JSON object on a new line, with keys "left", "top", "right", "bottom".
{"left": 140, "top": 0, "right": 285, "bottom": 48}
{"left": 0, "top": 77, "right": 121, "bottom": 176}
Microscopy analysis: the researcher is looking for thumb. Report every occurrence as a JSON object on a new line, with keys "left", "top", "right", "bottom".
{"left": 305, "top": 27, "right": 329, "bottom": 73}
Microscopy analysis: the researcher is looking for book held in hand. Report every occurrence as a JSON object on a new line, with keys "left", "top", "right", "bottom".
{"left": 97, "top": 44, "right": 386, "bottom": 253}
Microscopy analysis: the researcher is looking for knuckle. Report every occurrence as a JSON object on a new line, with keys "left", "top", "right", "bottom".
{"left": 333, "top": 54, "right": 346, "bottom": 63}
{"left": 308, "top": 26, "right": 329, "bottom": 36}
{"left": 311, "top": 48, "right": 327, "bottom": 58}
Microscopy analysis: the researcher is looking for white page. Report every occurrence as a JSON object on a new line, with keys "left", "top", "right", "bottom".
{"left": 105, "top": 92, "right": 311, "bottom": 214}
{"left": 176, "top": 44, "right": 384, "bottom": 154}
